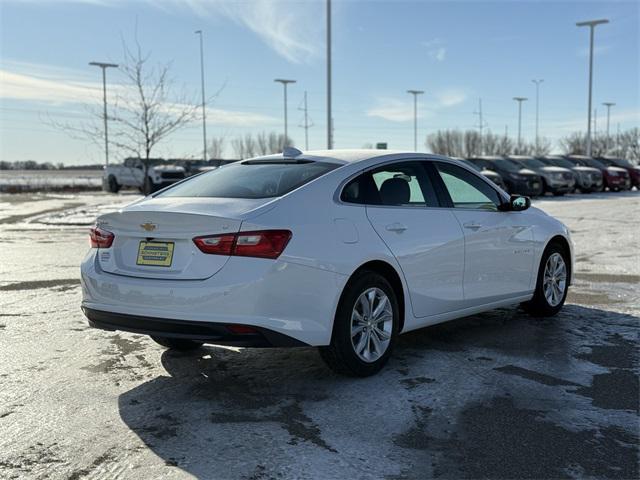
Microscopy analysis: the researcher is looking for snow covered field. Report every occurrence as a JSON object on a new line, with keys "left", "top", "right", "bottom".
{"left": 0, "top": 170, "right": 102, "bottom": 193}
{"left": 0, "top": 191, "right": 638, "bottom": 479}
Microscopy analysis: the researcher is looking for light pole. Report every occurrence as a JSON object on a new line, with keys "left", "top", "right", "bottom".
{"left": 513, "top": 97, "right": 528, "bottom": 153}
{"left": 602, "top": 102, "right": 615, "bottom": 151}
{"left": 407, "top": 90, "right": 424, "bottom": 152}
{"left": 576, "top": 18, "right": 609, "bottom": 156}
{"left": 532, "top": 79, "right": 544, "bottom": 154}
{"left": 195, "top": 30, "right": 207, "bottom": 162}
{"left": 326, "top": 0, "right": 333, "bottom": 149}
{"left": 274, "top": 79, "right": 296, "bottom": 146}
{"left": 89, "top": 61, "right": 118, "bottom": 166}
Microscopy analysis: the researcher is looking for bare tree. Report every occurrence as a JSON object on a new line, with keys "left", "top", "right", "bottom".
{"left": 463, "top": 130, "right": 482, "bottom": 157}
{"left": 232, "top": 132, "right": 292, "bottom": 158}
{"left": 560, "top": 132, "right": 609, "bottom": 157}
{"left": 110, "top": 41, "right": 199, "bottom": 192}
{"left": 46, "top": 36, "right": 204, "bottom": 193}
{"left": 426, "top": 129, "right": 464, "bottom": 157}
{"left": 208, "top": 136, "right": 225, "bottom": 159}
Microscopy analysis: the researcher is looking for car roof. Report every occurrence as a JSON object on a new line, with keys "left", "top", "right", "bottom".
{"left": 469, "top": 156, "right": 504, "bottom": 161}
{"left": 245, "top": 149, "right": 451, "bottom": 166}
{"left": 506, "top": 155, "right": 535, "bottom": 160}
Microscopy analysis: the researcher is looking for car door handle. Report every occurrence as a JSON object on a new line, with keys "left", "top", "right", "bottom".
{"left": 386, "top": 223, "right": 408, "bottom": 233}
{"left": 463, "top": 222, "right": 482, "bottom": 230}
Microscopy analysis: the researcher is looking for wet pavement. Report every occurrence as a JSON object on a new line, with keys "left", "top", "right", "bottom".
{"left": 0, "top": 191, "right": 638, "bottom": 479}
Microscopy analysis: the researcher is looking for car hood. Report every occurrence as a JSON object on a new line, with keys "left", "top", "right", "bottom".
{"left": 540, "top": 166, "right": 572, "bottom": 174}
{"left": 517, "top": 168, "right": 538, "bottom": 176}
{"left": 481, "top": 169, "right": 501, "bottom": 178}
{"left": 607, "top": 166, "right": 628, "bottom": 174}
{"left": 571, "top": 165, "right": 600, "bottom": 174}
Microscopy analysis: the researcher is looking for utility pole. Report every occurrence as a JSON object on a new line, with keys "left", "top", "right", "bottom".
{"left": 407, "top": 90, "right": 424, "bottom": 152}
{"left": 299, "top": 91, "right": 313, "bottom": 150}
{"left": 274, "top": 79, "right": 296, "bottom": 147}
{"left": 195, "top": 30, "right": 207, "bottom": 162}
{"left": 602, "top": 102, "right": 615, "bottom": 151}
{"left": 326, "top": 0, "right": 333, "bottom": 149}
{"left": 473, "top": 98, "right": 485, "bottom": 154}
{"left": 576, "top": 18, "right": 609, "bottom": 156}
{"left": 89, "top": 61, "right": 118, "bottom": 166}
{"left": 513, "top": 97, "right": 528, "bottom": 154}
{"left": 532, "top": 79, "right": 544, "bottom": 154}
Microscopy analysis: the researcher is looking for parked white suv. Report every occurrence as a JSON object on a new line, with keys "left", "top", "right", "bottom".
{"left": 103, "top": 158, "right": 186, "bottom": 193}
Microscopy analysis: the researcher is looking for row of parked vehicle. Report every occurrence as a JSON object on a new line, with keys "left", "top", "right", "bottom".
{"left": 460, "top": 155, "right": 639, "bottom": 197}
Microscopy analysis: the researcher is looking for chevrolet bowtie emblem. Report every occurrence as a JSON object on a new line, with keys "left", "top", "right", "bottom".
{"left": 140, "top": 222, "right": 157, "bottom": 232}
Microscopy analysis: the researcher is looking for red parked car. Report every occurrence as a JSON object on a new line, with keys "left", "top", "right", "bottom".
{"left": 565, "top": 155, "right": 631, "bottom": 191}
{"left": 596, "top": 157, "right": 640, "bottom": 189}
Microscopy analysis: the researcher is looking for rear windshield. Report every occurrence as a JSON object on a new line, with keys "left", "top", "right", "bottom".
{"left": 548, "top": 158, "right": 574, "bottom": 169}
{"left": 521, "top": 158, "right": 545, "bottom": 169}
{"left": 157, "top": 161, "right": 339, "bottom": 199}
{"left": 493, "top": 159, "right": 521, "bottom": 172}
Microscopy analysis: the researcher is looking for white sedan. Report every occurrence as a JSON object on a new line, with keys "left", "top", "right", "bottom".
{"left": 81, "top": 148, "right": 573, "bottom": 376}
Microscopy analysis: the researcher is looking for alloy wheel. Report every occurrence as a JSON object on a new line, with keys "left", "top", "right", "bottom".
{"left": 350, "top": 287, "right": 393, "bottom": 362}
{"left": 543, "top": 252, "right": 567, "bottom": 307}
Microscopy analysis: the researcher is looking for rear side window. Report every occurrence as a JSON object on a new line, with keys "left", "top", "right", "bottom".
{"left": 341, "top": 161, "right": 438, "bottom": 207}
{"left": 435, "top": 162, "right": 502, "bottom": 211}
{"left": 158, "top": 161, "right": 338, "bottom": 199}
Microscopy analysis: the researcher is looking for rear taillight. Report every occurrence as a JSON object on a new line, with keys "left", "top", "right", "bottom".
{"left": 89, "top": 226, "right": 114, "bottom": 248}
{"left": 193, "top": 230, "right": 291, "bottom": 259}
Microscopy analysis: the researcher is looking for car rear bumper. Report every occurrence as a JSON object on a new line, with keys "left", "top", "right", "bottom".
{"left": 83, "top": 307, "right": 307, "bottom": 347}
{"left": 80, "top": 250, "right": 345, "bottom": 346}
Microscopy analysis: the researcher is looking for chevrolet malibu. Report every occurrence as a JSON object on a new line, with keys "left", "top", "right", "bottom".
{"left": 81, "top": 149, "right": 573, "bottom": 376}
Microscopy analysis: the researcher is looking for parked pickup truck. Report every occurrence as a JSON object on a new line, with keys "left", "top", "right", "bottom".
{"left": 103, "top": 158, "right": 186, "bottom": 193}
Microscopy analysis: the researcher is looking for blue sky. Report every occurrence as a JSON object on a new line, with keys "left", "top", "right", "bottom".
{"left": 1, "top": 0, "right": 638, "bottom": 164}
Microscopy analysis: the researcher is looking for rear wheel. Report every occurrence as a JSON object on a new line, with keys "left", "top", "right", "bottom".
{"left": 151, "top": 336, "right": 203, "bottom": 351}
{"left": 522, "top": 243, "right": 570, "bottom": 317}
{"left": 319, "top": 271, "right": 399, "bottom": 377}
{"left": 107, "top": 175, "right": 120, "bottom": 193}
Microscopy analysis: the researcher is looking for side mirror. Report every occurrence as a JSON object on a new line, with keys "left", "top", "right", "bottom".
{"left": 502, "top": 195, "right": 530, "bottom": 211}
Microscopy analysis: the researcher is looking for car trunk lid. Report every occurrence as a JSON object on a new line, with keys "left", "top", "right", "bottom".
{"left": 95, "top": 197, "right": 274, "bottom": 280}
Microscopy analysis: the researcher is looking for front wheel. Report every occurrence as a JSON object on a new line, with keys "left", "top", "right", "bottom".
{"left": 319, "top": 271, "right": 399, "bottom": 377}
{"left": 522, "top": 243, "right": 570, "bottom": 317}
{"left": 151, "top": 336, "right": 203, "bottom": 351}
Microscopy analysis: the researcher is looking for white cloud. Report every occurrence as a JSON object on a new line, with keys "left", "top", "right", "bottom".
{"left": 203, "top": 0, "right": 321, "bottom": 64}
{"left": 0, "top": 69, "right": 102, "bottom": 105}
{"left": 0, "top": 62, "right": 278, "bottom": 127}
{"left": 366, "top": 98, "right": 416, "bottom": 122}
{"left": 421, "top": 38, "right": 446, "bottom": 62}
{"left": 367, "top": 88, "right": 468, "bottom": 122}
{"left": 8, "top": 0, "right": 323, "bottom": 63}
{"left": 435, "top": 88, "right": 467, "bottom": 107}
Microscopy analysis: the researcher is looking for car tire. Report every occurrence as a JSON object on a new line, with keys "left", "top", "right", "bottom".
{"left": 107, "top": 175, "right": 121, "bottom": 193}
{"left": 151, "top": 336, "right": 203, "bottom": 351}
{"left": 319, "top": 271, "right": 399, "bottom": 377}
{"left": 522, "top": 242, "right": 570, "bottom": 317}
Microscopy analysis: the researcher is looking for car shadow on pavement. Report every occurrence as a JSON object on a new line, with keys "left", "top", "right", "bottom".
{"left": 118, "top": 304, "right": 639, "bottom": 479}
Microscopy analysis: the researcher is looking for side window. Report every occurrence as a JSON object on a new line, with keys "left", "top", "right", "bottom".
{"left": 341, "top": 161, "right": 438, "bottom": 207}
{"left": 435, "top": 162, "right": 502, "bottom": 211}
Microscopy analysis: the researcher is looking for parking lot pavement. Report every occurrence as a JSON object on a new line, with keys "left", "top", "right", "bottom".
{"left": 0, "top": 191, "right": 638, "bottom": 480}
